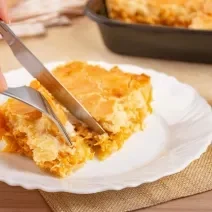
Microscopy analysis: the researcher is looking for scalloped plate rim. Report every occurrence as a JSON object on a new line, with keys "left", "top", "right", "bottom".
{"left": 0, "top": 61, "right": 211, "bottom": 194}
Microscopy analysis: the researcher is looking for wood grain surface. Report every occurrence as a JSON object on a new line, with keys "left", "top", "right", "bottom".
{"left": 0, "top": 17, "right": 211, "bottom": 212}
{"left": 0, "top": 181, "right": 211, "bottom": 212}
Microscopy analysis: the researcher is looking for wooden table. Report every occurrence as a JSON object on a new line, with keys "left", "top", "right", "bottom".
{"left": 0, "top": 17, "right": 212, "bottom": 212}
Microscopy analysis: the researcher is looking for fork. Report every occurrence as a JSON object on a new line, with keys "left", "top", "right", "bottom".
{"left": 2, "top": 86, "right": 72, "bottom": 146}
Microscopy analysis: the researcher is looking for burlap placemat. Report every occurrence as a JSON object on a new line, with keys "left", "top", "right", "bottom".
{"left": 40, "top": 145, "right": 212, "bottom": 212}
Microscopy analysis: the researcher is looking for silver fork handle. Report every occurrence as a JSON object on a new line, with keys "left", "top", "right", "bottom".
{"left": 2, "top": 86, "right": 73, "bottom": 146}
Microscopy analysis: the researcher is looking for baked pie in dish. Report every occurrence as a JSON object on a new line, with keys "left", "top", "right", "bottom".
{"left": 0, "top": 61, "right": 152, "bottom": 177}
{"left": 106, "top": 0, "right": 212, "bottom": 30}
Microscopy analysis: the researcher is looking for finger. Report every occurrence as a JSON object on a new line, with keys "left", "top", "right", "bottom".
{"left": 0, "top": 69, "right": 7, "bottom": 93}
{"left": 0, "top": 0, "right": 10, "bottom": 23}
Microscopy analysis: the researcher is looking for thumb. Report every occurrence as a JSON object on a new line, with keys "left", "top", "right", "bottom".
{"left": 0, "top": 68, "right": 7, "bottom": 93}
{"left": 0, "top": 0, "right": 10, "bottom": 23}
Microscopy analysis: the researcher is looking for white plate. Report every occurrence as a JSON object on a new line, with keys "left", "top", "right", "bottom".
{"left": 0, "top": 61, "right": 212, "bottom": 194}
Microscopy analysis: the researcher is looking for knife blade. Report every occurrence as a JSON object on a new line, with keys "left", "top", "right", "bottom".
{"left": 0, "top": 21, "right": 105, "bottom": 134}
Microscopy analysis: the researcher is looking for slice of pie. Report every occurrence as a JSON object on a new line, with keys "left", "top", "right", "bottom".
{"left": 0, "top": 61, "right": 152, "bottom": 177}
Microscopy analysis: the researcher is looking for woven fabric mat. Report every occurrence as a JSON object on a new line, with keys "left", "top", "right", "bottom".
{"left": 40, "top": 145, "right": 212, "bottom": 212}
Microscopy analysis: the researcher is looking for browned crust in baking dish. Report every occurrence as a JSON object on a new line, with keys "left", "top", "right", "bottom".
{"left": 106, "top": 0, "right": 212, "bottom": 30}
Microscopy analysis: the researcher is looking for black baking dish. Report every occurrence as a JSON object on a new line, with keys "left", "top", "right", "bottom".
{"left": 85, "top": 0, "right": 212, "bottom": 64}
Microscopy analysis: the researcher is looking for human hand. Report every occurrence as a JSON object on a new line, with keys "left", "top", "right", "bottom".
{"left": 0, "top": 70, "right": 7, "bottom": 92}
{"left": 0, "top": 0, "right": 9, "bottom": 23}
{"left": 0, "top": 0, "right": 9, "bottom": 92}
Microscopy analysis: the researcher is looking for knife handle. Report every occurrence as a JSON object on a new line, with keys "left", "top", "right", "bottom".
{"left": 0, "top": 21, "right": 16, "bottom": 47}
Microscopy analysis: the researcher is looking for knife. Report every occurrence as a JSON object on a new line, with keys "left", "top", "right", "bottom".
{"left": 0, "top": 21, "right": 105, "bottom": 134}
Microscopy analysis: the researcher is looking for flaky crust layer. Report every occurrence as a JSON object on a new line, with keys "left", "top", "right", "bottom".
{"left": 106, "top": 0, "right": 212, "bottom": 30}
{"left": 0, "top": 62, "right": 152, "bottom": 177}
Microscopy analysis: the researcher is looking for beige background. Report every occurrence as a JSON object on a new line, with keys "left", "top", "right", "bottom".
{"left": 0, "top": 17, "right": 212, "bottom": 211}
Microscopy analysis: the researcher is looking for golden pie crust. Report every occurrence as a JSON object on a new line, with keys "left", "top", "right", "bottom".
{"left": 106, "top": 0, "right": 212, "bottom": 30}
{"left": 0, "top": 61, "right": 152, "bottom": 177}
